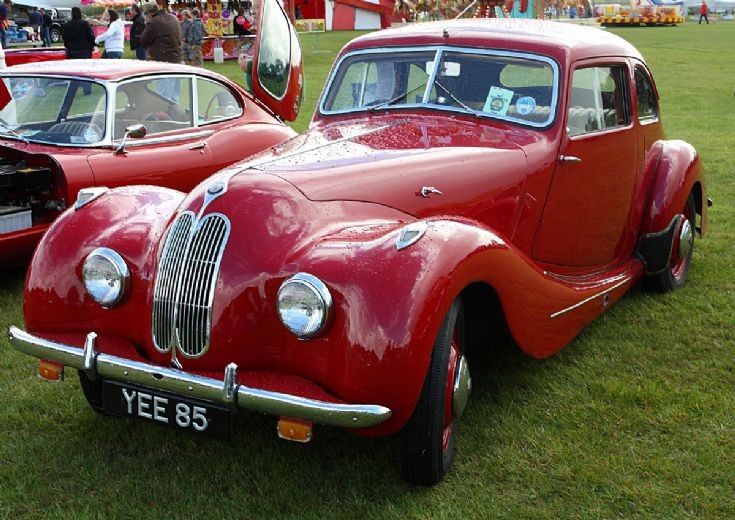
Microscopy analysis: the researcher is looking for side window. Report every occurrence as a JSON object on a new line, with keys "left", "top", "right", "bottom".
{"left": 634, "top": 66, "right": 658, "bottom": 121}
{"left": 113, "top": 77, "right": 193, "bottom": 139}
{"left": 197, "top": 78, "right": 243, "bottom": 125}
{"left": 568, "top": 65, "right": 629, "bottom": 137}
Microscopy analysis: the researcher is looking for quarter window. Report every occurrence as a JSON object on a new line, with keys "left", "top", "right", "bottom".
{"left": 568, "top": 65, "right": 629, "bottom": 136}
{"left": 634, "top": 66, "right": 658, "bottom": 121}
{"left": 197, "top": 78, "right": 243, "bottom": 125}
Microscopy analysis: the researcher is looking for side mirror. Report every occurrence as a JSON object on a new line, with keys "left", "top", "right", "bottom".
{"left": 114, "top": 124, "right": 147, "bottom": 155}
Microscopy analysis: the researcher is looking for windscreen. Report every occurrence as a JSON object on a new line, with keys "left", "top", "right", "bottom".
{"left": 0, "top": 77, "right": 106, "bottom": 145}
{"left": 321, "top": 48, "right": 558, "bottom": 127}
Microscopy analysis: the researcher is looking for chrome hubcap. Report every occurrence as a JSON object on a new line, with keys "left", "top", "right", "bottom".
{"left": 679, "top": 218, "right": 693, "bottom": 260}
{"left": 452, "top": 354, "right": 471, "bottom": 420}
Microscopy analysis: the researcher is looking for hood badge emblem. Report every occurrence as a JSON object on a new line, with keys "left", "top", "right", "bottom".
{"left": 207, "top": 182, "right": 225, "bottom": 195}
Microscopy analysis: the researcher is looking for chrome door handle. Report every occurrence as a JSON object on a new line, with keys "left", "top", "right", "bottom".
{"left": 559, "top": 155, "right": 582, "bottom": 163}
{"left": 189, "top": 142, "right": 206, "bottom": 151}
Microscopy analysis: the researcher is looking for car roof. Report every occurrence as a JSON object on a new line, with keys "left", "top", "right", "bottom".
{"left": 2, "top": 59, "right": 228, "bottom": 82}
{"left": 344, "top": 18, "right": 643, "bottom": 64}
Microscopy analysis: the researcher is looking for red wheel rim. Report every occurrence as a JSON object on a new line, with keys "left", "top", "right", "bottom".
{"left": 670, "top": 203, "right": 695, "bottom": 280}
{"left": 442, "top": 332, "right": 460, "bottom": 451}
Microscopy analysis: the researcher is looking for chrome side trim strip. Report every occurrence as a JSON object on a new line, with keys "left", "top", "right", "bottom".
{"left": 549, "top": 278, "right": 630, "bottom": 319}
{"left": 112, "top": 129, "right": 215, "bottom": 148}
{"left": 8, "top": 326, "right": 392, "bottom": 429}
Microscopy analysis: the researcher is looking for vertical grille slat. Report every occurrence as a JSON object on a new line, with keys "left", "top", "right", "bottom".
{"left": 152, "top": 212, "right": 230, "bottom": 358}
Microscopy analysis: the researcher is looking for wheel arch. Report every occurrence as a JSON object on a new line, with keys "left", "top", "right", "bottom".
{"left": 638, "top": 140, "right": 706, "bottom": 274}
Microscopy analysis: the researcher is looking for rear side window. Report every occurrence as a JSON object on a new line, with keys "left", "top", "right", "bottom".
{"left": 567, "top": 65, "right": 629, "bottom": 137}
{"left": 197, "top": 78, "right": 242, "bottom": 125}
{"left": 634, "top": 66, "right": 658, "bottom": 121}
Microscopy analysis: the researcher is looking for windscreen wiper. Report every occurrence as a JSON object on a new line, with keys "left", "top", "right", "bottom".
{"left": 433, "top": 79, "right": 480, "bottom": 119}
{"left": 367, "top": 79, "right": 429, "bottom": 113}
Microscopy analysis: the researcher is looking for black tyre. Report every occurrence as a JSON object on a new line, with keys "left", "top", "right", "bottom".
{"left": 399, "top": 299, "right": 470, "bottom": 485}
{"left": 646, "top": 193, "right": 696, "bottom": 292}
{"left": 50, "top": 28, "right": 61, "bottom": 44}
{"left": 78, "top": 370, "right": 104, "bottom": 414}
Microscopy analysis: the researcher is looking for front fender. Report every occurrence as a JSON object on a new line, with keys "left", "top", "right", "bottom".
{"left": 641, "top": 140, "right": 706, "bottom": 236}
{"left": 24, "top": 186, "right": 184, "bottom": 344}
{"left": 294, "top": 217, "right": 642, "bottom": 435}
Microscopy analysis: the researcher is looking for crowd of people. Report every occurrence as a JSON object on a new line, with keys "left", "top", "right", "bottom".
{"left": 1, "top": 1, "right": 254, "bottom": 65}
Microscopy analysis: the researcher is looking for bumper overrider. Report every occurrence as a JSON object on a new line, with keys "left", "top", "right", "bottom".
{"left": 7, "top": 326, "right": 392, "bottom": 429}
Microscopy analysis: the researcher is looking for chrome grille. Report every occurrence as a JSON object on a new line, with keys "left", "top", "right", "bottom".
{"left": 152, "top": 212, "right": 230, "bottom": 358}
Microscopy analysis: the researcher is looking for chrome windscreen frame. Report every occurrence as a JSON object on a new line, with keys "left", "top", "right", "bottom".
{"left": 318, "top": 45, "right": 561, "bottom": 129}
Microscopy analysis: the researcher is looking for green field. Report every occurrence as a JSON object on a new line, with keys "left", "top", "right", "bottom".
{"left": 1, "top": 22, "right": 734, "bottom": 518}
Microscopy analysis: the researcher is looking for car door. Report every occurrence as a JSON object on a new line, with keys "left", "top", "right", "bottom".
{"left": 533, "top": 60, "right": 638, "bottom": 268}
{"left": 248, "top": 0, "right": 304, "bottom": 122}
{"left": 87, "top": 75, "right": 214, "bottom": 192}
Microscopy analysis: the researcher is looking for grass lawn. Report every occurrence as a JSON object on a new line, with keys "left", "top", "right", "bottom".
{"left": 1, "top": 22, "right": 733, "bottom": 518}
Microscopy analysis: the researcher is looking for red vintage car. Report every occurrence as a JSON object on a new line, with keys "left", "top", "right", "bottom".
{"left": 0, "top": 5, "right": 301, "bottom": 266}
{"left": 9, "top": 16, "right": 706, "bottom": 485}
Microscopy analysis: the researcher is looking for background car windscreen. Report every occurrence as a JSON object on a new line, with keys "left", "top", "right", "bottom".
{"left": 0, "top": 77, "right": 106, "bottom": 144}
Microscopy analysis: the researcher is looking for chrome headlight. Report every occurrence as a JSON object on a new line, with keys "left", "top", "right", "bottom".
{"left": 277, "top": 273, "right": 333, "bottom": 339}
{"left": 82, "top": 247, "right": 130, "bottom": 308}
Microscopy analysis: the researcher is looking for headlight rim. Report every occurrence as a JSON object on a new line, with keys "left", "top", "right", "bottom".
{"left": 277, "top": 272, "right": 333, "bottom": 340}
{"left": 82, "top": 247, "right": 130, "bottom": 309}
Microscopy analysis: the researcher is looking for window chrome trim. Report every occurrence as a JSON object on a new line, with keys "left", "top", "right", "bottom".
{"left": 111, "top": 129, "right": 215, "bottom": 148}
{"left": 319, "top": 45, "right": 560, "bottom": 128}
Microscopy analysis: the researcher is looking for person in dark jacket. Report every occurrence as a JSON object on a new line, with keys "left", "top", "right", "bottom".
{"left": 39, "top": 7, "right": 51, "bottom": 47}
{"left": 62, "top": 6, "right": 95, "bottom": 59}
{"left": 28, "top": 7, "right": 41, "bottom": 42}
{"left": 139, "top": 1, "right": 182, "bottom": 64}
{"left": 140, "top": 2, "right": 182, "bottom": 102}
{"left": 128, "top": 4, "right": 146, "bottom": 60}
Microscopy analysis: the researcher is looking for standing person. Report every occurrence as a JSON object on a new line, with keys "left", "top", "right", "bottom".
{"left": 62, "top": 6, "right": 95, "bottom": 59}
{"left": 179, "top": 8, "right": 192, "bottom": 60}
{"left": 140, "top": 1, "right": 183, "bottom": 101}
{"left": 699, "top": 1, "right": 709, "bottom": 24}
{"left": 95, "top": 9, "right": 124, "bottom": 59}
{"left": 184, "top": 9, "right": 204, "bottom": 67}
{"left": 0, "top": 0, "right": 12, "bottom": 50}
{"left": 128, "top": 4, "right": 146, "bottom": 60}
{"left": 139, "top": 1, "right": 182, "bottom": 63}
{"left": 39, "top": 7, "right": 51, "bottom": 47}
{"left": 28, "top": 7, "right": 41, "bottom": 42}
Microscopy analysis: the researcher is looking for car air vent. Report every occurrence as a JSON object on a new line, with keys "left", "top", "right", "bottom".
{"left": 152, "top": 211, "right": 230, "bottom": 358}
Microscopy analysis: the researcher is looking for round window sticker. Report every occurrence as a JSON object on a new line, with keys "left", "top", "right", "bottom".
{"left": 515, "top": 96, "right": 536, "bottom": 116}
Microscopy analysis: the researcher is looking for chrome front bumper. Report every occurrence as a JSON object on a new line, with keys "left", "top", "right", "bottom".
{"left": 8, "top": 326, "right": 392, "bottom": 429}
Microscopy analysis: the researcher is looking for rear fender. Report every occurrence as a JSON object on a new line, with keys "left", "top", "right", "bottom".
{"left": 24, "top": 186, "right": 184, "bottom": 344}
{"left": 638, "top": 140, "right": 706, "bottom": 274}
